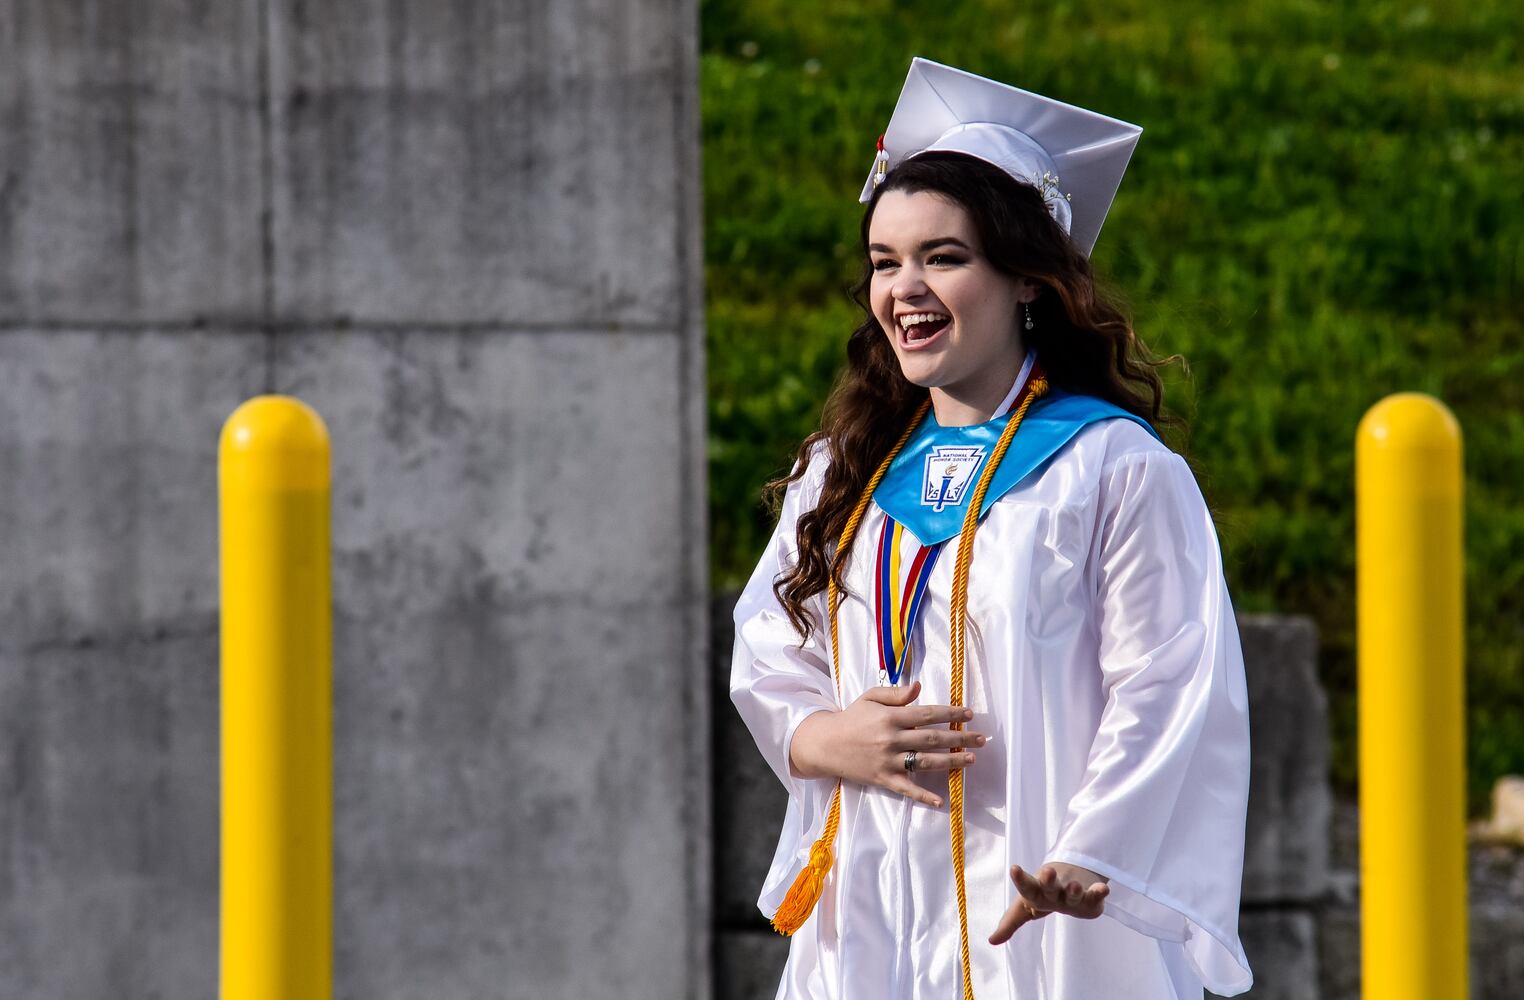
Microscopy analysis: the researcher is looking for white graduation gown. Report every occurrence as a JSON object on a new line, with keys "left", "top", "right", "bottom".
{"left": 729, "top": 414, "right": 1254, "bottom": 999}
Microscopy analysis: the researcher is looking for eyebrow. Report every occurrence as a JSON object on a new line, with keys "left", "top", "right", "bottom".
{"left": 867, "top": 237, "right": 972, "bottom": 254}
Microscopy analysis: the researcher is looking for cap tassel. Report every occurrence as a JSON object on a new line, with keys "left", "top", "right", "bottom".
{"left": 770, "top": 838, "right": 834, "bottom": 935}
{"left": 873, "top": 133, "right": 890, "bottom": 187}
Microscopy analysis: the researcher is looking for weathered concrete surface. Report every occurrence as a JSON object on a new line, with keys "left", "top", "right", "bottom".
{"left": 715, "top": 929, "right": 790, "bottom": 1000}
{"left": 0, "top": 0, "right": 266, "bottom": 323}
{"left": 0, "top": 632, "right": 220, "bottom": 999}
{"left": 1315, "top": 902, "right": 1361, "bottom": 1000}
{"left": 0, "top": 330, "right": 270, "bottom": 637}
{"left": 267, "top": 0, "right": 686, "bottom": 326}
{"left": 0, "top": 331, "right": 266, "bottom": 1000}
{"left": 0, "top": 0, "right": 706, "bottom": 996}
{"left": 1238, "top": 614, "right": 1330, "bottom": 904}
{"left": 1468, "top": 843, "right": 1524, "bottom": 1000}
{"left": 712, "top": 594, "right": 790, "bottom": 928}
{"left": 279, "top": 330, "right": 699, "bottom": 997}
{"left": 1316, "top": 794, "right": 1362, "bottom": 1000}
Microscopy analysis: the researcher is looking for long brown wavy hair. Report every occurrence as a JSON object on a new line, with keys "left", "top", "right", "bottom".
{"left": 764, "top": 152, "right": 1184, "bottom": 643}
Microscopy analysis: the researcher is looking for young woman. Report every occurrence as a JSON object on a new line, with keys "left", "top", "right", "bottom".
{"left": 729, "top": 60, "right": 1253, "bottom": 999}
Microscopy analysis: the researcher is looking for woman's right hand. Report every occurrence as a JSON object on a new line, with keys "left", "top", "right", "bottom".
{"left": 788, "top": 680, "right": 986, "bottom": 807}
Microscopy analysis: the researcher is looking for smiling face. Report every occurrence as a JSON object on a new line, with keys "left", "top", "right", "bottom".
{"left": 868, "top": 188, "right": 1038, "bottom": 425}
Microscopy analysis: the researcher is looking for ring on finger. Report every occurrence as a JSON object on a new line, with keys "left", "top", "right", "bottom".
{"left": 903, "top": 751, "right": 919, "bottom": 773}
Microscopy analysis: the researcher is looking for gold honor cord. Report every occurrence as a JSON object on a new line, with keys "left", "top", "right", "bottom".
{"left": 946, "top": 375, "right": 1047, "bottom": 998}
{"left": 770, "top": 397, "right": 930, "bottom": 936}
{"left": 772, "top": 376, "right": 1051, "bottom": 1000}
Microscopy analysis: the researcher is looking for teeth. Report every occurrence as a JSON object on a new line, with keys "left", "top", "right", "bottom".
{"left": 899, "top": 312, "right": 949, "bottom": 331}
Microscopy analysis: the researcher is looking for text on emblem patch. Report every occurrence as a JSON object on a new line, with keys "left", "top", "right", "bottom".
{"left": 921, "top": 445, "right": 987, "bottom": 512}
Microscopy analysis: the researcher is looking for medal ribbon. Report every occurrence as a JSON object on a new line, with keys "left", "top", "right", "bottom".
{"left": 874, "top": 517, "right": 943, "bottom": 685}
{"left": 870, "top": 366, "right": 1044, "bottom": 688}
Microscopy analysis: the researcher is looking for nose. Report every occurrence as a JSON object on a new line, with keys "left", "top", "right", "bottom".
{"left": 891, "top": 265, "right": 927, "bottom": 301}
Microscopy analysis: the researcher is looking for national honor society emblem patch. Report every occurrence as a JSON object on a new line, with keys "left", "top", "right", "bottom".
{"left": 922, "top": 445, "right": 986, "bottom": 512}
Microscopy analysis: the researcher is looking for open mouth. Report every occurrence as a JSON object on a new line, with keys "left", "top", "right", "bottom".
{"left": 899, "top": 312, "right": 951, "bottom": 346}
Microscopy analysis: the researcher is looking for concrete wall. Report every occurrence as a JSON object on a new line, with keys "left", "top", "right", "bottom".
{"left": 0, "top": 2, "right": 707, "bottom": 997}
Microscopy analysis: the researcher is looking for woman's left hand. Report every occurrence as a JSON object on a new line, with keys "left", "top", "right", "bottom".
{"left": 988, "top": 862, "right": 1110, "bottom": 944}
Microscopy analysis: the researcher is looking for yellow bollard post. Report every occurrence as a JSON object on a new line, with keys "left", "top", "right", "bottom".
{"left": 1356, "top": 393, "right": 1467, "bottom": 1000}
{"left": 219, "top": 396, "right": 332, "bottom": 1000}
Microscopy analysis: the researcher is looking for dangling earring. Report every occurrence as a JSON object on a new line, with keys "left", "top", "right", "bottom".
{"left": 1024, "top": 301, "right": 1034, "bottom": 331}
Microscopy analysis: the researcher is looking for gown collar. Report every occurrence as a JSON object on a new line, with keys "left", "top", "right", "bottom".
{"left": 985, "top": 350, "right": 1036, "bottom": 424}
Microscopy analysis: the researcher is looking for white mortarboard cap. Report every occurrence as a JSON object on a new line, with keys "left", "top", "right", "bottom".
{"left": 860, "top": 58, "right": 1143, "bottom": 258}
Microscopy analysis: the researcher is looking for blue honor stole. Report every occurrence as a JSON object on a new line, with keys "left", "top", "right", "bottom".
{"left": 872, "top": 388, "right": 1161, "bottom": 547}
{"left": 865, "top": 387, "right": 1158, "bottom": 686}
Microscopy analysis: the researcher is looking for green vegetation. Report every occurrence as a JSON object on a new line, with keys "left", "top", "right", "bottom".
{"left": 701, "top": 0, "right": 1524, "bottom": 814}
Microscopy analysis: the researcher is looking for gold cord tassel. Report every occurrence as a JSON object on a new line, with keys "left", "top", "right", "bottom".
{"left": 947, "top": 375, "right": 1048, "bottom": 998}
{"left": 771, "top": 399, "right": 928, "bottom": 935}
{"left": 770, "top": 375, "right": 1050, "bottom": 962}
{"left": 769, "top": 825, "right": 836, "bottom": 934}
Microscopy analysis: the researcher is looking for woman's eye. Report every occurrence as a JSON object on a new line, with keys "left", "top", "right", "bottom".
{"left": 872, "top": 259, "right": 898, "bottom": 271}
{"left": 929, "top": 254, "right": 965, "bottom": 266}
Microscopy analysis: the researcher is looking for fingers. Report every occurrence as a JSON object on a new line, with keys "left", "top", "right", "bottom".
{"left": 907, "top": 703, "right": 976, "bottom": 727}
{"left": 1011, "top": 864, "right": 1110, "bottom": 920}
{"left": 1079, "top": 881, "right": 1110, "bottom": 914}
{"left": 1014, "top": 864, "right": 1063, "bottom": 917}
{"left": 1056, "top": 878, "right": 1109, "bottom": 917}
{"left": 861, "top": 680, "right": 922, "bottom": 705}
{"left": 992, "top": 865, "right": 1054, "bottom": 944}
{"left": 888, "top": 777, "right": 942, "bottom": 809}
{"left": 1012, "top": 864, "right": 1051, "bottom": 906}
{"left": 987, "top": 895, "right": 1031, "bottom": 945}
{"left": 900, "top": 728, "right": 988, "bottom": 751}
{"left": 1060, "top": 878, "right": 1109, "bottom": 908}
{"left": 858, "top": 683, "right": 978, "bottom": 730}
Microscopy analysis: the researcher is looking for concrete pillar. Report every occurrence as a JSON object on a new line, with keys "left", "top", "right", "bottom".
{"left": 0, "top": 2, "right": 707, "bottom": 997}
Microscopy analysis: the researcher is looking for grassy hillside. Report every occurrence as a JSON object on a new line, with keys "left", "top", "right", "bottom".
{"left": 701, "top": 0, "right": 1524, "bottom": 813}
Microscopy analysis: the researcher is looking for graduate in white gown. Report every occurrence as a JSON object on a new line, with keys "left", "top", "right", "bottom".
{"left": 729, "top": 59, "right": 1254, "bottom": 1000}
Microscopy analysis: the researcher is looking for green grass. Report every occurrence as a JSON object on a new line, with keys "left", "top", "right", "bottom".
{"left": 701, "top": 0, "right": 1524, "bottom": 814}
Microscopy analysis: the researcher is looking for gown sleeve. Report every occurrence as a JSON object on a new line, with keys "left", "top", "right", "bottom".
{"left": 728, "top": 443, "right": 843, "bottom": 915}
{"left": 1043, "top": 447, "right": 1255, "bottom": 996}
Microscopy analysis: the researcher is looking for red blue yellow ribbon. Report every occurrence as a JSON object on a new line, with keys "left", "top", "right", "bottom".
{"left": 874, "top": 516, "right": 943, "bottom": 685}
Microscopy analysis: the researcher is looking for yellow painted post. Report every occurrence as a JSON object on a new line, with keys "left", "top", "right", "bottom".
{"left": 1356, "top": 393, "right": 1467, "bottom": 1000}
{"left": 219, "top": 396, "right": 332, "bottom": 1000}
